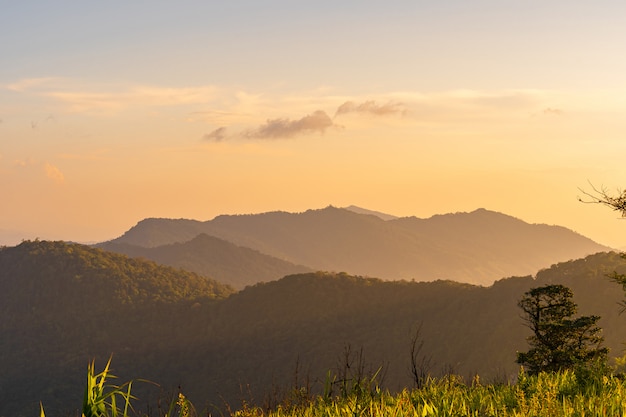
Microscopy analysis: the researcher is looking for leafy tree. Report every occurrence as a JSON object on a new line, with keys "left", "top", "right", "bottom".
{"left": 516, "top": 284, "right": 608, "bottom": 374}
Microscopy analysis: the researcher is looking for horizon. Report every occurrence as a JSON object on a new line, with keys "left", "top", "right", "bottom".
{"left": 0, "top": 205, "right": 620, "bottom": 250}
{"left": 2, "top": 2, "right": 626, "bottom": 248}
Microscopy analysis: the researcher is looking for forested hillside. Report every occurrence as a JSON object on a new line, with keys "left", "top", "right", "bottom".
{"left": 0, "top": 240, "right": 234, "bottom": 416}
{"left": 99, "top": 233, "right": 312, "bottom": 289}
{"left": 2, "top": 241, "right": 626, "bottom": 416}
{"left": 106, "top": 206, "right": 609, "bottom": 286}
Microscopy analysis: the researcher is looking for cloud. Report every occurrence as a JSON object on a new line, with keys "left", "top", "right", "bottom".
{"left": 188, "top": 111, "right": 241, "bottom": 125}
{"left": 13, "top": 159, "right": 30, "bottom": 168}
{"left": 46, "top": 85, "right": 217, "bottom": 113}
{"left": 465, "top": 91, "right": 539, "bottom": 109}
{"left": 6, "top": 78, "right": 217, "bottom": 113}
{"left": 335, "top": 100, "right": 407, "bottom": 117}
{"left": 529, "top": 107, "right": 564, "bottom": 118}
{"left": 245, "top": 110, "right": 335, "bottom": 139}
{"left": 5, "top": 77, "right": 58, "bottom": 92}
{"left": 203, "top": 127, "right": 228, "bottom": 142}
{"left": 44, "top": 163, "right": 64, "bottom": 184}
{"left": 30, "top": 115, "right": 55, "bottom": 129}
{"left": 542, "top": 108, "right": 563, "bottom": 116}
{"left": 11, "top": 159, "right": 65, "bottom": 184}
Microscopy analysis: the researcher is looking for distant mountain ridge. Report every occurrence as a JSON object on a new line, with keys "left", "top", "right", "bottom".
{"left": 100, "top": 233, "right": 312, "bottom": 289}
{"left": 104, "top": 206, "right": 610, "bottom": 286}
{"left": 343, "top": 205, "right": 399, "bottom": 220}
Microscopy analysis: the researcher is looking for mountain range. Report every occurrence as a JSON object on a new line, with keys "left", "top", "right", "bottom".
{"left": 101, "top": 206, "right": 610, "bottom": 287}
{"left": 100, "top": 233, "right": 312, "bottom": 289}
{"left": 1, "top": 240, "right": 626, "bottom": 416}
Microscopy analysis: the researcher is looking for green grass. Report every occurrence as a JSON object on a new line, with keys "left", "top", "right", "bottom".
{"left": 230, "top": 369, "right": 626, "bottom": 417}
{"left": 41, "top": 361, "right": 626, "bottom": 417}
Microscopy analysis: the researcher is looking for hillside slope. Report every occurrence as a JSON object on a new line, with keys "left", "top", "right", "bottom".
{"left": 107, "top": 207, "right": 609, "bottom": 285}
{"left": 99, "top": 233, "right": 312, "bottom": 289}
{"left": 0, "top": 240, "right": 234, "bottom": 416}
{"left": 2, "top": 242, "right": 626, "bottom": 416}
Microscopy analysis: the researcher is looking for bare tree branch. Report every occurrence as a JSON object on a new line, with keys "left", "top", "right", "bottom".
{"left": 408, "top": 322, "right": 432, "bottom": 388}
{"left": 578, "top": 182, "right": 626, "bottom": 217}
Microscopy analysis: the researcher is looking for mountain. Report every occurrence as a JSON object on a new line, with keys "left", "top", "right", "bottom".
{"left": 186, "top": 252, "right": 626, "bottom": 406}
{"left": 105, "top": 207, "right": 610, "bottom": 286}
{"left": 343, "top": 205, "right": 399, "bottom": 221}
{"left": 0, "top": 240, "right": 234, "bottom": 416}
{"left": 2, "top": 243, "right": 626, "bottom": 416}
{"left": 99, "top": 233, "right": 312, "bottom": 289}
{"left": 0, "top": 240, "right": 234, "bottom": 309}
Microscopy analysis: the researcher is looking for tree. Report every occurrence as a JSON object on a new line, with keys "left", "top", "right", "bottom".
{"left": 578, "top": 183, "right": 626, "bottom": 217}
{"left": 516, "top": 284, "right": 608, "bottom": 374}
{"left": 579, "top": 183, "right": 626, "bottom": 311}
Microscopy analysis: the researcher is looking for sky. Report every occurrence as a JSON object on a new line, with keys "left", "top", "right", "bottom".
{"left": 1, "top": 1, "right": 626, "bottom": 247}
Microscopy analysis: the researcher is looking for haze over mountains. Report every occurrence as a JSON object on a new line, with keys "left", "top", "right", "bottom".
{"left": 0, "top": 206, "right": 618, "bottom": 415}
{"left": 102, "top": 206, "right": 610, "bottom": 287}
{"left": 101, "top": 233, "right": 312, "bottom": 289}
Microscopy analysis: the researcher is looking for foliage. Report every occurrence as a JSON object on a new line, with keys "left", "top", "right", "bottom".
{"left": 228, "top": 369, "right": 626, "bottom": 417}
{"left": 0, "top": 240, "right": 234, "bottom": 313}
{"left": 516, "top": 284, "right": 608, "bottom": 374}
{"left": 82, "top": 358, "right": 135, "bottom": 417}
{"left": 604, "top": 253, "right": 626, "bottom": 315}
{"left": 579, "top": 182, "right": 626, "bottom": 316}
{"left": 47, "top": 366, "right": 626, "bottom": 417}
{"left": 6, "top": 252, "right": 626, "bottom": 416}
{"left": 39, "top": 358, "right": 135, "bottom": 417}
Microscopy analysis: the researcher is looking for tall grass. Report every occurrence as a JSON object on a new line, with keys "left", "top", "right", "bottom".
{"left": 41, "top": 362, "right": 626, "bottom": 416}
{"left": 82, "top": 357, "right": 135, "bottom": 417}
{"left": 40, "top": 357, "right": 136, "bottom": 417}
{"left": 230, "top": 368, "right": 626, "bottom": 417}
{"left": 40, "top": 358, "right": 195, "bottom": 417}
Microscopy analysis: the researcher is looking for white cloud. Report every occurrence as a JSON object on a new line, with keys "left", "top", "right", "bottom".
{"left": 45, "top": 85, "right": 218, "bottom": 113}
{"left": 44, "top": 163, "right": 64, "bottom": 184}
{"left": 5, "top": 77, "right": 59, "bottom": 92}
{"left": 6, "top": 78, "right": 218, "bottom": 113}
{"left": 10, "top": 159, "right": 65, "bottom": 184}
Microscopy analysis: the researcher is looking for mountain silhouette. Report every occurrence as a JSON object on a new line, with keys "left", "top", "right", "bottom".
{"left": 105, "top": 206, "right": 609, "bottom": 286}
{"left": 343, "top": 205, "right": 399, "bottom": 220}
{"left": 100, "top": 233, "right": 312, "bottom": 289}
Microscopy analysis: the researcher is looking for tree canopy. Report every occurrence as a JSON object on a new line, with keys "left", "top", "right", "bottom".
{"left": 516, "top": 284, "right": 608, "bottom": 374}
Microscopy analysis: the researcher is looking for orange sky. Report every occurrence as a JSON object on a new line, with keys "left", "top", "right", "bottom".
{"left": 1, "top": 2, "right": 626, "bottom": 247}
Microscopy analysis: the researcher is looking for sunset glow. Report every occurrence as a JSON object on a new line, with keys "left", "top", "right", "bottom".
{"left": 2, "top": 2, "right": 626, "bottom": 246}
